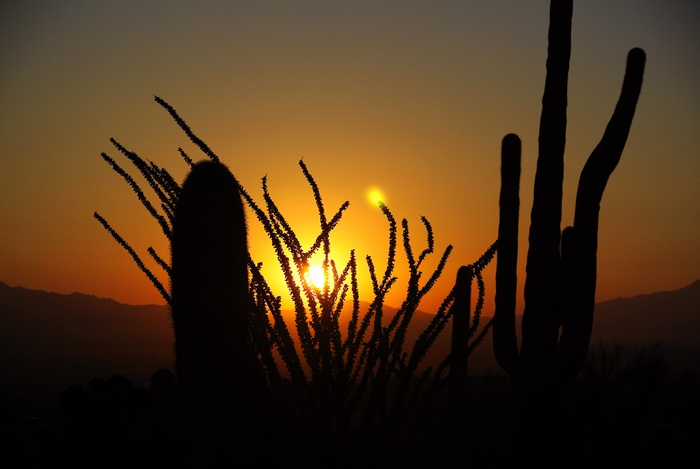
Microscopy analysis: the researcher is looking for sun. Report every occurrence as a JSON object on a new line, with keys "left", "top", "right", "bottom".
{"left": 306, "top": 265, "right": 326, "bottom": 290}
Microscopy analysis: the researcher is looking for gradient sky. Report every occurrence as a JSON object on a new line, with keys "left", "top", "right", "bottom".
{"left": 1, "top": 1, "right": 698, "bottom": 314}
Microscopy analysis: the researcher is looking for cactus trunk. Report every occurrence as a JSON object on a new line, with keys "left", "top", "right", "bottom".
{"left": 449, "top": 265, "right": 474, "bottom": 397}
{"left": 171, "top": 160, "right": 251, "bottom": 400}
{"left": 170, "top": 160, "right": 262, "bottom": 463}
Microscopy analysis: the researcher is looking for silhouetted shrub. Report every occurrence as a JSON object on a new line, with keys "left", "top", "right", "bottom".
{"left": 582, "top": 341, "right": 625, "bottom": 387}
{"left": 627, "top": 342, "right": 671, "bottom": 393}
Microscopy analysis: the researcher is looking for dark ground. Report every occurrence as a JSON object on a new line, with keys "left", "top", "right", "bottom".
{"left": 2, "top": 355, "right": 698, "bottom": 468}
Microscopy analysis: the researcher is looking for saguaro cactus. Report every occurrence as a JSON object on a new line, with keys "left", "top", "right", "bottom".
{"left": 170, "top": 160, "right": 257, "bottom": 412}
{"left": 493, "top": 0, "right": 646, "bottom": 400}
{"left": 449, "top": 265, "right": 474, "bottom": 396}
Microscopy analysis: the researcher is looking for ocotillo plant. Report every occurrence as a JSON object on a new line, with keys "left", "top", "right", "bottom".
{"left": 243, "top": 164, "right": 497, "bottom": 448}
{"left": 493, "top": 0, "right": 646, "bottom": 401}
{"left": 95, "top": 96, "right": 497, "bottom": 459}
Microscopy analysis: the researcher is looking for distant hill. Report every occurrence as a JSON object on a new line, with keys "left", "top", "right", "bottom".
{"left": 0, "top": 281, "right": 173, "bottom": 390}
{"left": 1, "top": 279, "right": 699, "bottom": 391}
{"left": 590, "top": 280, "right": 700, "bottom": 367}
{"left": 470, "top": 280, "right": 700, "bottom": 372}
{"left": 592, "top": 280, "right": 700, "bottom": 346}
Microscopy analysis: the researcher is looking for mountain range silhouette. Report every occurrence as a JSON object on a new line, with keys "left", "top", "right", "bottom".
{"left": 2, "top": 279, "right": 699, "bottom": 393}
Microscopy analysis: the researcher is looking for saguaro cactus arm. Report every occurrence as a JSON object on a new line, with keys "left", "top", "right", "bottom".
{"left": 557, "top": 47, "right": 646, "bottom": 387}
{"left": 494, "top": 134, "right": 521, "bottom": 376}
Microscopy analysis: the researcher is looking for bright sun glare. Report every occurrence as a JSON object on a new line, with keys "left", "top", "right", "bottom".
{"left": 306, "top": 265, "right": 326, "bottom": 290}
{"left": 367, "top": 187, "right": 385, "bottom": 207}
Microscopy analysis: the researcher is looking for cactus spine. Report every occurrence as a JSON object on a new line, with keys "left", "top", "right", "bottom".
{"left": 493, "top": 0, "right": 646, "bottom": 398}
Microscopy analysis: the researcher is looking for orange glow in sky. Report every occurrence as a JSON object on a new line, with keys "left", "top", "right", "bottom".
{"left": 0, "top": 1, "right": 698, "bottom": 312}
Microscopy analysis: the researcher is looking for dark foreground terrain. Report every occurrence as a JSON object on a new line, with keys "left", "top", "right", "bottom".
{"left": 2, "top": 281, "right": 699, "bottom": 466}
{"left": 2, "top": 349, "right": 699, "bottom": 468}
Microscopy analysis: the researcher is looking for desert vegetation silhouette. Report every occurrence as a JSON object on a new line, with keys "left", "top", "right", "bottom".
{"left": 94, "top": 0, "right": 644, "bottom": 465}
{"left": 492, "top": 0, "right": 644, "bottom": 459}
{"left": 96, "top": 115, "right": 496, "bottom": 466}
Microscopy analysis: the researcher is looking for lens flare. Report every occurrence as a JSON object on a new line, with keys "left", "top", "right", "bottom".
{"left": 367, "top": 187, "right": 385, "bottom": 207}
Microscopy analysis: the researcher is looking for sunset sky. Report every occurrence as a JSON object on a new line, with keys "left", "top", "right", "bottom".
{"left": 1, "top": 1, "right": 698, "bottom": 315}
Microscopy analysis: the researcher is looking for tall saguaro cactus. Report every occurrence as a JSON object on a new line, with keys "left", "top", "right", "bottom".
{"left": 493, "top": 0, "right": 646, "bottom": 400}
{"left": 170, "top": 160, "right": 256, "bottom": 412}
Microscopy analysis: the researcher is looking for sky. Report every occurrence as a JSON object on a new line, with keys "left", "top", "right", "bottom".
{"left": 1, "top": 0, "right": 698, "bottom": 315}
